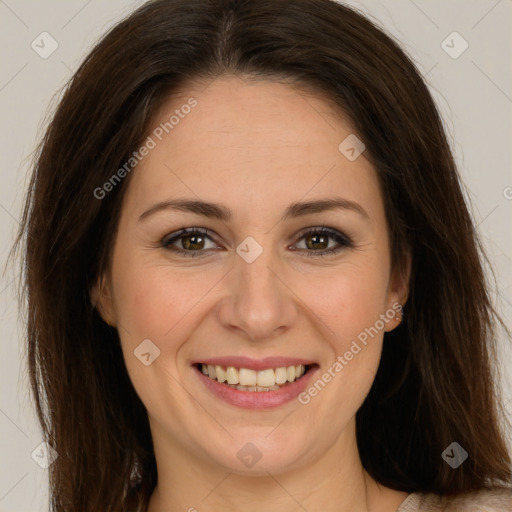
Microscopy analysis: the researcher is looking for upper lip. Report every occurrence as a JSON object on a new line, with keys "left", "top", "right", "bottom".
{"left": 193, "top": 356, "right": 317, "bottom": 371}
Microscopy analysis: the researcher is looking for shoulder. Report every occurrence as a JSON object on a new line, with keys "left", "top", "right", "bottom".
{"left": 441, "top": 487, "right": 512, "bottom": 511}
{"left": 397, "top": 487, "right": 512, "bottom": 512}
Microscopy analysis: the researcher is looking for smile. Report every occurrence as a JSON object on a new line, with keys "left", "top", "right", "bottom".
{"left": 198, "top": 363, "right": 308, "bottom": 391}
{"left": 193, "top": 359, "right": 318, "bottom": 409}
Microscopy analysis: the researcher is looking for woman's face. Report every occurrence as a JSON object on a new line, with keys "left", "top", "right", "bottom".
{"left": 94, "top": 75, "right": 408, "bottom": 475}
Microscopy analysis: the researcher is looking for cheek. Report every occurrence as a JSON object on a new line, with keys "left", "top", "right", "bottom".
{"left": 295, "top": 260, "right": 389, "bottom": 402}
{"left": 298, "top": 300, "right": 386, "bottom": 434}
{"left": 110, "top": 261, "right": 219, "bottom": 420}
{"left": 113, "top": 261, "right": 220, "bottom": 341}
{"left": 297, "top": 260, "right": 391, "bottom": 341}
{"left": 110, "top": 257, "right": 229, "bottom": 395}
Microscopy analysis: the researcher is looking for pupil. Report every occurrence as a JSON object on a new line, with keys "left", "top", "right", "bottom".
{"left": 308, "top": 234, "right": 327, "bottom": 250}
{"left": 184, "top": 235, "right": 203, "bottom": 250}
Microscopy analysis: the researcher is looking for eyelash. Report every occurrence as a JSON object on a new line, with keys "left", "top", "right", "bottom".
{"left": 160, "top": 226, "right": 354, "bottom": 258}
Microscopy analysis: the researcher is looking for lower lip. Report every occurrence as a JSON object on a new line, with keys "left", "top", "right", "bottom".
{"left": 193, "top": 365, "right": 319, "bottom": 409}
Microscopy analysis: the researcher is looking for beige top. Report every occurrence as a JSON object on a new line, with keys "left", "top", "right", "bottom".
{"left": 396, "top": 488, "right": 512, "bottom": 511}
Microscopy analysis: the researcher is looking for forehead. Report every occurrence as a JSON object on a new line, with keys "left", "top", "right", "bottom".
{"left": 123, "top": 75, "right": 382, "bottom": 222}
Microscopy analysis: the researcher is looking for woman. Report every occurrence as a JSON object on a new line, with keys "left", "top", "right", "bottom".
{"left": 14, "top": 0, "right": 512, "bottom": 510}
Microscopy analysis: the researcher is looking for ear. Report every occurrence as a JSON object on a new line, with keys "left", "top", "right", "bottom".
{"left": 385, "top": 248, "right": 412, "bottom": 332}
{"left": 90, "top": 273, "right": 117, "bottom": 327}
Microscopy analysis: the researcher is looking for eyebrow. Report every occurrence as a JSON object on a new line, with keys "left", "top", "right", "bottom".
{"left": 138, "top": 196, "right": 369, "bottom": 222}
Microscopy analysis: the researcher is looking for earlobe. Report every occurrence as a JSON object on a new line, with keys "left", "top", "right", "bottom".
{"left": 385, "top": 249, "right": 412, "bottom": 331}
{"left": 394, "top": 248, "right": 412, "bottom": 306}
{"left": 90, "top": 275, "right": 117, "bottom": 327}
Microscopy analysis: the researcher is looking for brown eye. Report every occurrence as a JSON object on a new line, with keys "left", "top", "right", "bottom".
{"left": 161, "top": 226, "right": 353, "bottom": 258}
{"left": 293, "top": 227, "right": 353, "bottom": 257}
{"left": 162, "top": 228, "right": 218, "bottom": 257}
{"left": 304, "top": 232, "right": 330, "bottom": 250}
{"left": 180, "top": 233, "right": 206, "bottom": 250}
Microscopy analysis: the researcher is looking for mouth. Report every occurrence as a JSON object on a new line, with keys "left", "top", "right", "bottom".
{"left": 192, "top": 358, "right": 319, "bottom": 409}
{"left": 195, "top": 362, "right": 313, "bottom": 392}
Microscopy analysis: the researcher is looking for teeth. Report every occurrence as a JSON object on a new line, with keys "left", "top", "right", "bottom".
{"left": 226, "top": 366, "right": 238, "bottom": 384}
{"left": 275, "top": 367, "right": 288, "bottom": 385}
{"left": 239, "top": 368, "right": 257, "bottom": 386}
{"left": 215, "top": 365, "right": 227, "bottom": 383}
{"left": 257, "top": 369, "right": 275, "bottom": 387}
{"left": 199, "top": 363, "right": 307, "bottom": 390}
{"left": 232, "top": 383, "right": 280, "bottom": 391}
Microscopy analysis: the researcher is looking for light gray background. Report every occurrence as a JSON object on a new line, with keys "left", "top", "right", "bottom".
{"left": 1, "top": 1, "right": 511, "bottom": 511}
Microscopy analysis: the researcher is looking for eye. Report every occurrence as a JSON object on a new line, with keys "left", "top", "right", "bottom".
{"left": 161, "top": 227, "right": 219, "bottom": 258}
{"left": 160, "top": 226, "right": 353, "bottom": 258}
{"left": 291, "top": 226, "right": 353, "bottom": 257}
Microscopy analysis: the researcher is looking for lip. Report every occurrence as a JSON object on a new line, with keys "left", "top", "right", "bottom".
{"left": 193, "top": 356, "right": 316, "bottom": 371}
{"left": 193, "top": 362, "right": 319, "bottom": 409}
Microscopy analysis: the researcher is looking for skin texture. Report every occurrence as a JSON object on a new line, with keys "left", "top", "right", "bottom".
{"left": 92, "top": 75, "right": 411, "bottom": 512}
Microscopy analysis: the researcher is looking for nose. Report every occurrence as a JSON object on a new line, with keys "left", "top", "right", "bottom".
{"left": 216, "top": 238, "right": 299, "bottom": 342}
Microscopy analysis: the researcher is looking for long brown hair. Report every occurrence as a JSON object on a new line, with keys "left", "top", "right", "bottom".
{"left": 13, "top": 0, "right": 511, "bottom": 510}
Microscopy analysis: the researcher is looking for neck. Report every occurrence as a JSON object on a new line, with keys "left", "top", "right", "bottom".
{"left": 146, "top": 420, "right": 408, "bottom": 512}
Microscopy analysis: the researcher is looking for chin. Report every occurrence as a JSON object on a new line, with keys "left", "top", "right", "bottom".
{"left": 197, "top": 428, "right": 309, "bottom": 475}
